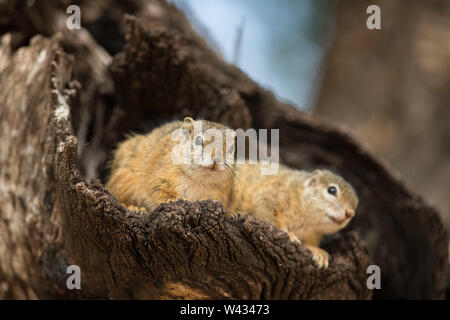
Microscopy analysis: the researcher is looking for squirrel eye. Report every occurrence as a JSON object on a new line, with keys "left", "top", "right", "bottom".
{"left": 195, "top": 136, "right": 203, "bottom": 145}
{"left": 228, "top": 144, "right": 234, "bottom": 154}
{"left": 327, "top": 186, "right": 337, "bottom": 196}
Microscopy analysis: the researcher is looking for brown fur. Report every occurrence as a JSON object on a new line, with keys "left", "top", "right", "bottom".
{"left": 106, "top": 117, "right": 236, "bottom": 212}
{"left": 228, "top": 164, "right": 359, "bottom": 268}
{"left": 106, "top": 118, "right": 358, "bottom": 268}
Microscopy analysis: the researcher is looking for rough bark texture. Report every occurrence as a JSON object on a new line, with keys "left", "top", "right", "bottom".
{"left": 0, "top": 0, "right": 447, "bottom": 299}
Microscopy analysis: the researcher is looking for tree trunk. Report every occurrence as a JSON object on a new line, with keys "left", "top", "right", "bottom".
{"left": 0, "top": 0, "right": 447, "bottom": 299}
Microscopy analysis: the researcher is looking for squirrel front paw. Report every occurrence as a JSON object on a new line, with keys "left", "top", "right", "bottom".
{"left": 225, "top": 210, "right": 241, "bottom": 219}
{"left": 284, "top": 230, "right": 302, "bottom": 245}
{"left": 305, "top": 245, "right": 330, "bottom": 269}
{"left": 123, "top": 203, "right": 147, "bottom": 213}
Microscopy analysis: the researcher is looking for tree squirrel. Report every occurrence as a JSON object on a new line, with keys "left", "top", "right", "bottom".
{"left": 106, "top": 118, "right": 358, "bottom": 269}
{"left": 106, "top": 117, "right": 236, "bottom": 212}
{"left": 228, "top": 164, "right": 358, "bottom": 269}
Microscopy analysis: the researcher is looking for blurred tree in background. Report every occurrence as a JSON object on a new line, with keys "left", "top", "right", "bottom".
{"left": 172, "top": 0, "right": 333, "bottom": 109}
{"left": 315, "top": 0, "right": 450, "bottom": 233}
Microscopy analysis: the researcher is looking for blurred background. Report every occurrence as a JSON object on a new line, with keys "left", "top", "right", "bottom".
{"left": 170, "top": 0, "right": 333, "bottom": 110}
{"left": 170, "top": 0, "right": 450, "bottom": 238}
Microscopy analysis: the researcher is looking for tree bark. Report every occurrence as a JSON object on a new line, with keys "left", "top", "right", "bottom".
{"left": 0, "top": 0, "right": 447, "bottom": 299}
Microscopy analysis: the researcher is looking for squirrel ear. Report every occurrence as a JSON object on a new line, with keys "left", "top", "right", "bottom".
{"left": 304, "top": 176, "right": 318, "bottom": 187}
{"left": 183, "top": 117, "right": 195, "bottom": 131}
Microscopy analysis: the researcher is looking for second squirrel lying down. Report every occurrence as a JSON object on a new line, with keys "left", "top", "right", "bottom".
{"left": 229, "top": 164, "right": 358, "bottom": 268}
{"left": 106, "top": 118, "right": 358, "bottom": 268}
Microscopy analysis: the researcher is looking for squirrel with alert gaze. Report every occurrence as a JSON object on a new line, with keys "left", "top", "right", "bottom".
{"left": 228, "top": 164, "right": 358, "bottom": 268}
{"left": 106, "top": 117, "right": 237, "bottom": 213}
{"left": 106, "top": 118, "right": 358, "bottom": 268}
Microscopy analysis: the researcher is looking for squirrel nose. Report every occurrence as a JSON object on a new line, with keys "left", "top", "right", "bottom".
{"left": 345, "top": 209, "right": 355, "bottom": 219}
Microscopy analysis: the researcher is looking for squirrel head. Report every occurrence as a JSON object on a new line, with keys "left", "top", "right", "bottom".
{"left": 301, "top": 169, "right": 358, "bottom": 234}
{"left": 172, "top": 117, "right": 236, "bottom": 181}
